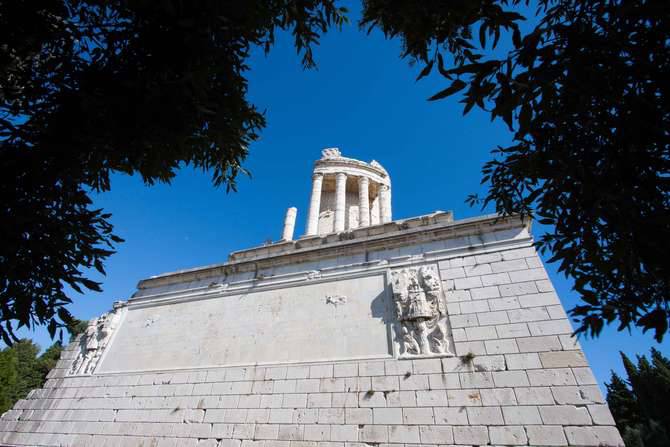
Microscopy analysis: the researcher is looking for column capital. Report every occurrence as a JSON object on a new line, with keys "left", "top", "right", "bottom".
{"left": 312, "top": 172, "right": 324, "bottom": 180}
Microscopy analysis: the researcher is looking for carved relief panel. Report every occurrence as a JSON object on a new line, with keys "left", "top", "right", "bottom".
{"left": 390, "top": 266, "right": 454, "bottom": 358}
{"left": 69, "top": 301, "right": 127, "bottom": 375}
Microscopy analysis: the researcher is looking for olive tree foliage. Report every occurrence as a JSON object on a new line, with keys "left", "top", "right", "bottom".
{"left": 0, "top": 0, "right": 347, "bottom": 344}
{"left": 362, "top": 0, "right": 670, "bottom": 340}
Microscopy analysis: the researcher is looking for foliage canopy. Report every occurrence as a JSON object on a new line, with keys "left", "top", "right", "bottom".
{"left": 2, "top": 0, "right": 668, "bottom": 342}
{"left": 362, "top": 0, "right": 670, "bottom": 340}
{"left": 606, "top": 348, "right": 670, "bottom": 447}
{"left": 0, "top": 0, "right": 346, "bottom": 344}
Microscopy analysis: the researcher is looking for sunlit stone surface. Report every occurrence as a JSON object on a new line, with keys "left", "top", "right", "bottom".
{"left": 0, "top": 149, "right": 623, "bottom": 446}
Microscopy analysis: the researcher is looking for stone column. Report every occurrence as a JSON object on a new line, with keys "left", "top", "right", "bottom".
{"left": 334, "top": 172, "right": 347, "bottom": 232}
{"left": 358, "top": 177, "right": 370, "bottom": 227}
{"left": 281, "top": 207, "right": 297, "bottom": 241}
{"left": 370, "top": 191, "right": 380, "bottom": 225}
{"left": 305, "top": 173, "right": 323, "bottom": 236}
{"left": 380, "top": 184, "right": 392, "bottom": 223}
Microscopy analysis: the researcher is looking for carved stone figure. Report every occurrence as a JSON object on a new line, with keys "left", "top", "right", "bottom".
{"left": 390, "top": 266, "right": 453, "bottom": 357}
{"left": 69, "top": 301, "right": 127, "bottom": 375}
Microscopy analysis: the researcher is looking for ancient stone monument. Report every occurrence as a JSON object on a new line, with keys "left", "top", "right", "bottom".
{"left": 0, "top": 149, "right": 623, "bottom": 446}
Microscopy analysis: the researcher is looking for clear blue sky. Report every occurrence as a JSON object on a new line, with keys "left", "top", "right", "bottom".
{"left": 19, "top": 4, "right": 668, "bottom": 391}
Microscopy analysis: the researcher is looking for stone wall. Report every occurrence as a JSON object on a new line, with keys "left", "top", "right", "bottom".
{"left": 0, "top": 219, "right": 624, "bottom": 446}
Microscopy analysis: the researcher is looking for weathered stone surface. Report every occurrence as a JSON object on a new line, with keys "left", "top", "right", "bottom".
{"left": 0, "top": 151, "right": 621, "bottom": 446}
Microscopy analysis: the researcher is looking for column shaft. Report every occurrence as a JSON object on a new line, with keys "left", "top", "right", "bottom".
{"left": 334, "top": 173, "right": 347, "bottom": 232}
{"left": 380, "top": 184, "right": 392, "bottom": 223}
{"left": 305, "top": 174, "right": 323, "bottom": 236}
{"left": 281, "top": 207, "right": 297, "bottom": 241}
{"left": 358, "top": 177, "right": 370, "bottom": 227}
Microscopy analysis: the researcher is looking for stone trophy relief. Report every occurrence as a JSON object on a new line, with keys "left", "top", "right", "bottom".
{"left": 69, "top": 301, "right": 127, "bottom": 375}
{"left": 390, "top": 265, "right": 454, "bottom": 358}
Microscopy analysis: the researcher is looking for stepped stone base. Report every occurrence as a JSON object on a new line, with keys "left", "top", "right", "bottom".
{"left": 0, "top": 213, "right": 624, "bottom": 447}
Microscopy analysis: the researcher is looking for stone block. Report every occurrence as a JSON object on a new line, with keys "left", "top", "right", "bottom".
{"left": 502, "top": 406, "right": 542, "bottom": 424}
{"left": 540, "top": 351, "right": 588, "bottom": 368}
{"left": 370, "top": 376, "right": 398, "bottom": 392}
{"left": 446, "top": 389, "right": 482, "bottom": 407}
{"left": 402, "top": 408, "right": 434, "bottom": 424}
{"left": 412, "top": 358, "right": 443, "bottom": 374}
{"left": 416, "top": 390, "right": 448, "bottom": 407}
{"left": 551, "top": 385, "right": 604, "bottom": 405}
{"left": 440, "top": 267, "right": 465, "bottom": 279}
{"left": 496, "top": 323, "right": 531, "bottom": 338}
{"left": 492, "top": 371, "right": 530, "bottom": 387}
{"left": 528, "top": 369, "right": 576, "bottom": 386}
{"left": 295, "top": 379, "right": 320, "bottom": 393}
{"left": 277, "top": 425, "right": 303, "bottom": 441}
{"left": 369, "top": 408, "right": 404, "bottom": 429}
{"left": 480, "top": 388, "right": 517, "bottom": 406}
{"left": 318, "top": 408, "right": 344, "bottom": 424}
{"left": 293, "top": 409, "right": 318, "bottom": 424}
{"left": 450, "top": 314, "right": 478, "bottom": 328}
{"left": 309, "top": 365, "right": 333, "bottom": 379}
{"left": 427, "top": 373, "right": 460, "bottom": 390}
{"left": 564, "top": 426, "right": 624, "bottom": 446}
{"left": 399, "top": 374, "right": 430, "bottom": 391}
{"left": 477, "top": 311, "right": 509, "bottom": 326}
{"left": 459, "top": 300, "right": 490, "bottom": 314}
{"left": 358, "top": 362, "right": 385, "bottom": 377}
{"left": 508, "top": 307, "right": 551, "bottom": 323}
{"left": 303, "top": 424, "right": 330, "bottom": 441}
{"left": 505, "top": 353, "right": 542, "bottom": 370}
{"left": 358, "top": 425, "right": 388, "bottom": 443}
{"left": 282, "top": 394, "right": 307, "bottom": 408}
{"left": 489, "top": 296, "right": 521, "bottom": 311}
{"left": 453, "top": 426, "right": 489, "bottom": 445}
{"left": 255, "top": 424, "right": 280, "bottom": 440}
{"left": 489, "top": 425, "right": 528, "bottom": 445}
{"left": 509, "top": 268, "right": 548, "bottom": 282}
{"left": 572, "top": 367, "right": 597, "bottom": 385}
{"left": 329, "top": 425, "right": 357, "bottom": 442}
{"left": 331, "top": 392, "right": 358, "bottom": 408}
{"left": 285, "top": 366, "right": 310, "bottom": 379}
{"left": 454, "top": 341, "right": 487, "bottom": 356}
{"left": 499, "top": 282, "right": 539, "bottom": 297}
{"left": 466, "top": 406, "right": 504, "bottom": 425}
{"left": 388, "top": 425, "right": 420, "bottom": 443}
{"left": 470, "top": 286, "right": 500, "bottom": 300}
{"left": 481, "top": 272, "right": 511, "bottom": 286}
{"left": 519, "top": 292, "right": 561, "bottom": 308}
{"left": 433, "top": 407, "right": 468, "bottom": 425}
{"left": 465, "top": 326, "right": 498, "bottom": 341}
{"left": 344, "top": 408, "right": 371, "bottom": 425}
{"left": 485, "top": 339, "right": 519, "bottom": 354}
{"left": 459, "top": 372, "right": 493, "bottom": 389}
{"left": 514, "top": 387, "right": 554, "bottom": 405}
{"left": 358, "top": 391, "right": 386, "bottom": 407}
{"left": 491, "top": 259, "right": 528, "bottom": 273}
{"left": 525, "top": 425, "right": 568, "bottom": 446}
{"left": 587, "top": 404, "right": 616, "bottom": 425}
{"left": 454, "top": 276, "right": 483, "bottom": 290}
{"left": 269, "top": 409, "right": 293, "bottom": 424}
{"left": 539, "top": 405, "right": 592, "bottom": 425}
{"left": 516, "top": 335, "right": 562, "bottom": 353}
{"left": 419, "top": 425, "right": 454, "bottom": 444}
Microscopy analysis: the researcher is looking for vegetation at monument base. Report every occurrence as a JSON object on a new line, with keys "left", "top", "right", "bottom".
{"left": 606, "top": 348, "right": 670, "bottom": 447}
{"left": 1, "top": 1, "right": 668, "bottom": 342}
{"left": 0, "top": 340, "right": 63, "bottom": 414}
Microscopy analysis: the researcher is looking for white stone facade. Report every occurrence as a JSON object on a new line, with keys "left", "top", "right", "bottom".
{"left": 0, "top": 151, "right": 623, "bottom": 446}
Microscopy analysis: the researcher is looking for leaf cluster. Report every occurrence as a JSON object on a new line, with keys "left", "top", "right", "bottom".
{"left": 606, "top": 348, "right": 670, "bottom": 447}
{"left": 0, "top": 339, "right": 64, "bottom": 414}
{"left": 363, "top": 0, "right": 670, "bottom": 340}
{"left": 0, "top": 0, "right": 347, "bottom": 344}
